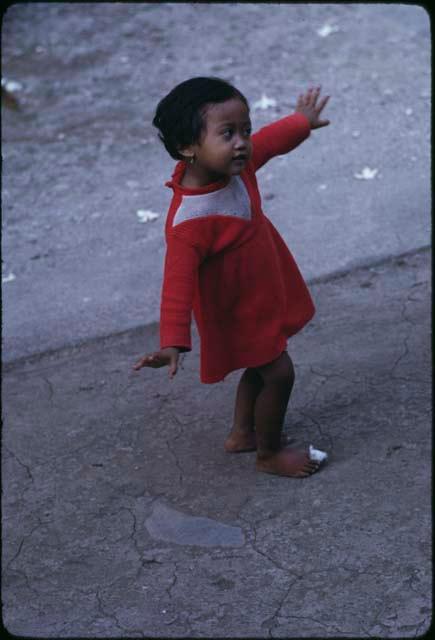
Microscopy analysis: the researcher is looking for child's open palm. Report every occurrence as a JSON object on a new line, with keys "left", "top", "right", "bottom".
{"left": 295, "top": 86, "right": 330, "bottom": 129}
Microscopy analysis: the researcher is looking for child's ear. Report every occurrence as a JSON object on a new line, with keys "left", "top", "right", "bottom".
{"left": 177, "top": 145, "right": 195, "bottom": 163}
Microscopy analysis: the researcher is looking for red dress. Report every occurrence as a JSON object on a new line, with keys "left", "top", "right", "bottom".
{"left": 159, "top": 112, "right": 315, "bottom": 383}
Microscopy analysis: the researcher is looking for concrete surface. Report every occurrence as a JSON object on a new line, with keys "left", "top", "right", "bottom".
{"left": 1, "top": 2, "right": 431, "bottom": 362}
{"left": 3, "top": 247, "right": 432, "bottom": 638}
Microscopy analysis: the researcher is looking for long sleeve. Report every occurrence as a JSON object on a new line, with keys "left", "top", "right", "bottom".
{"left": 159, "top": 233, "right": 203, "bottom": 352}
{"left": 251, "top": 112, "right": 311, "bottom": 172}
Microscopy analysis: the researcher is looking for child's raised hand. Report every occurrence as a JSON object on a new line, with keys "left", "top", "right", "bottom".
{"left": 133, "top": 347, "right": 180, "bottom": 379}
{"left": 295, "top": 86, "right": 330, "bottom": 130}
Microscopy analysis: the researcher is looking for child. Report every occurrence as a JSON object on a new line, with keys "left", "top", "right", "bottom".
{"left": 134, "top": 77, "right": 330, "bottom": 478}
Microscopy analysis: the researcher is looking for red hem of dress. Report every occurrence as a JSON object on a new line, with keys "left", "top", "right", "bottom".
{"left": 199, "top": 337, "right": 288, "bottom": 384}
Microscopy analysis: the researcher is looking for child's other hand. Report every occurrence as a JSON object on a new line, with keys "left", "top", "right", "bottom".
{"left": 295, "top": 86, "right": 330, "bottom": 130}
{"left": 133, "top": 347, "right": 180, "bottom": 379}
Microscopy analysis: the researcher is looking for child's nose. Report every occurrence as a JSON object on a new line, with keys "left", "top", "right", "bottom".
{"left": 234, "top": 134, "right": 247, "bottom": 150}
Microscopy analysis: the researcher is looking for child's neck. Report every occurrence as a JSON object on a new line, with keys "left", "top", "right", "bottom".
{"left": 181, "top": 164, "right": 228, "bottom": 189}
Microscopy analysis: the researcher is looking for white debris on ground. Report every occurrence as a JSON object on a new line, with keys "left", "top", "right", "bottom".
{"left": 405, "top": 108, "right": 413, "bottom": 116}
{"left": 354, "top": 167, "right": 379, "bottom": 180}
{"left": 309, "top": 445, "right": 328, "bottom": 463}
{"left": 1, "top": 78, "right": 23, "bottom": 92}
{"left": 317, "top": 23, "right": 340, "bottom": 38}
{"left": 252, "top": 94, "right": 277, "bottom": 111}
{"left": 136, "top": 209, "right": 159, "bottom": 223}
{"left": 352, "top": 130, "right": 361, "bottom": 138}
{"left": 2, "top": 272, "right": 16, "bottom": 283}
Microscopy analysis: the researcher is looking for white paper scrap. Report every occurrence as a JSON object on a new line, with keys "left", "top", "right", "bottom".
{"left": 253, "top": 94, "right": 277, "bottom": 111}
{"left": 1, "top": 79, "right": 23, "bottom": 92}
{"left": 309, "top": 445, "right": 328, "bottom": 463}
{"left": 2, "top": 272, "right": 16, "bottom": 283}
{"left": 136, "top": 210, "right": 159, "bottom": 223}
{"left": 354, "top": 167, "right": 378, "bottom": 180}
{"left": 317, "top": 23, "right": 340, "bottom": 38}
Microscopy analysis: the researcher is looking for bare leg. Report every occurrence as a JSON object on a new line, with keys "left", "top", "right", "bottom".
{"left": 224, "top": 368, "right": 263, "bottom": 452}
{"left": 254, "top": 351, "right": 320, "bottom": 478}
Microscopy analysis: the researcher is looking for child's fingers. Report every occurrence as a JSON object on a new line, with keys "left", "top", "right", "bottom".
{"left": 314, "top": 118, "right": 331, "bottom": 129}
{"left": 168, "top": 354, "right": 179, "bottom": 379}
{"left": 317, "top": 94, "right": 330, "bottom": 113}
{"left": 133, "top": 354, "right": 158, "bottom": 370}
{"left": 168, "top": 365, "right": 177, "bottom": 379}
{"left": 308, "top": 86, "right": 322, "bottom": 107}
{"left": 303, "top": 87, "right": 314, "bottom": 105}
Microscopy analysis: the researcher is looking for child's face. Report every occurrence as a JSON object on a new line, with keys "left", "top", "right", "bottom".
{"left": 186, "top": 98, "right": 252, "bottom": 184}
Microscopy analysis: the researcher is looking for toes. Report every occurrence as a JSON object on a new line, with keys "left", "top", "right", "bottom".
{"left": 303, "top": 462, "right": 320, "bottom": 475}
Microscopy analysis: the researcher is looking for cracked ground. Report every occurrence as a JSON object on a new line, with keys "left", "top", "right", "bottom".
{"left": 2, "top": 248, "right": 431, "bottom": 637}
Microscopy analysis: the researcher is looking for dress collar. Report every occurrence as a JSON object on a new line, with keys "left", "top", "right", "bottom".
{"left": 165, "top": 161, "right": 231, "bottom": 195}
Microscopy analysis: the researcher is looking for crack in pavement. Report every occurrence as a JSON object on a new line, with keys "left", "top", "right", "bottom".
{"left": 237, "top": 511, "right": 293, "bottom": 577}
{"left": 165, "top": 438, "right": 184, "bottom": 486}
{"left": 5, "top": 518, "right": 45, "bottom": 570}
{"left": 112, "top": 506, "right": 143, "bottom": 562}
{"left": 94, "top": 587, "right": 147, "bottom": 636}
{"left": 391, "top": 283, "right": 428, "bottom": 381}
{"left": 4, "top": 566, "right": 40, "bottom": 599}
{"left": 95, "top": 589, "right": 127, "bottom": 634}
{"left": 264, "top": 576, "right": 300, "bottom": 638}
{"left": 4, "top": 445, "right": 34, "bottom": 486}
{"left": 296, "top": 408, "right": 334, "bottom": 451}
{"left": 42, "top": 375, "right": 55, "bottom": 403}
{"left": 165, "top": 561, "right": 178, "bottom": 600}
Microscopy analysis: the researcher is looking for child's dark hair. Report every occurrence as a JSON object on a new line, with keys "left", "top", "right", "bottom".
{"left": 152, "top": 77, "right": 249, "bottom": 161}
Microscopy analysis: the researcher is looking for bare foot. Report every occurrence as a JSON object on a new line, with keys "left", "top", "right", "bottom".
{"left": 224, "top": 430, "right": 257, "bottom": 453}
{"left": 256, "top": 448, "right": 321, "bottom": 478}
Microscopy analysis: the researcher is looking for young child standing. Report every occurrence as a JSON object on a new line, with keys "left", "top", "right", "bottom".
{"left": 134, "top": 77, "right": 330, "bottom": 478}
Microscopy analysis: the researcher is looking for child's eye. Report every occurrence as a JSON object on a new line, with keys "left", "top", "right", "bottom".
{"left": 244, "top": 126, "right": 252, "bottom": 136}
{"left": 222, "top": 129, "right": 233, "bottom": 139}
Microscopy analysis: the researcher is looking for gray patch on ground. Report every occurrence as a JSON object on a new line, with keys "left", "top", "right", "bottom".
{"left": 145, "top": 502, "right": 245, "bottom": 547}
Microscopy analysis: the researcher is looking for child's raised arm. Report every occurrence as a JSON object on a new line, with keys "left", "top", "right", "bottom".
{"left": 250, "top": 85, "right": 330, "bottom": 171}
